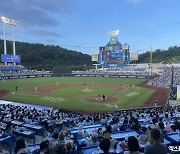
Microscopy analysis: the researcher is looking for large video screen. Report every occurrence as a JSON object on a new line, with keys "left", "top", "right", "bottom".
{"left": 1, "top": 54, "right": 21, "bottom": 63}
{"left": 98, "top": 47, "right": 130, "bottom": 65}
{"left": 106, "top": 50, "right": 123, "bottom": 60}
{"left": 101, "top": 50, "right": 123, "bottom": 64}
{"left": 99, "top": 50, "right": 125, "bottom": 65}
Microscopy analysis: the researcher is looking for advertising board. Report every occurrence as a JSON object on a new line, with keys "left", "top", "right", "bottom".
{"left": 1, "top": 54, "right": 21, "bottom": 63}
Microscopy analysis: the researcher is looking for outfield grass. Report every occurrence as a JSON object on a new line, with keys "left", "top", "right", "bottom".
{"left": 0, "top": 77, "right": 155, "bottom": 111}
{"left": 0, "top": 77, "right": 145, "bottom": 90}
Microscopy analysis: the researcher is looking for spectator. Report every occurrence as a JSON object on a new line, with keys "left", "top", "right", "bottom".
{"left": 144, "top": 128, "right": 167, "bottom": 154}
{"left": 130, "top": 119, "right": 141, "bottom": 131}
{"left": 5, "top": 122, "right": 12, "bottom": 134}
{"left": 124, "top": 136, "right": 142, "bottom": 154}
{"left": 158, "top": 122, "right": 167, "bottom": 135}
{"left": 106, "top": 125, "right": 112, "bottom": 133}
{"left": 14, "top": 138, "right": 27, "bottom": 154}
{"left": 103, "top": 130, "right": 111, "bottom": 139}
{"left": 65, "top": 140, "right": 76, "bottom": 154}
{"left": 99, "top": 138, "right": 111, "bottom": 154}
{"left": 39, "top": 140, "right": 50, "bottom": 154}
{"left": 173, "top": 117, "right": 180, "bottom": 130}
{"left": 170, "top": 124, "right": 177, "bottom": 133}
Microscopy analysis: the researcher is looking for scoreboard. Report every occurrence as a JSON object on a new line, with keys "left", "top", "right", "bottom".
{"left": 98, "top": 45, "right": 130, "bottom": 67}
{"left": 97, "top": 34, "right": 130, "bottom": 67}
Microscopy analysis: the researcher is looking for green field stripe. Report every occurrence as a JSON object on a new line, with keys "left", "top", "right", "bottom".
{"left": 114, "top": 86, "right": 155, "bottom": 108}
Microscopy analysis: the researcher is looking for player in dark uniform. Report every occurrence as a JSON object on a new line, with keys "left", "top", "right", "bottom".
{"left": 102, "top": 94, "right": 106, "bottom": 101}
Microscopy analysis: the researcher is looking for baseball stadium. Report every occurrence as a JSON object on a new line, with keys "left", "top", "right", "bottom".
{"left": 0, "top": 2, "right": 180, "bottom": 153}
{"left": 0, "top": 30, "right": 171, "bottom": 113}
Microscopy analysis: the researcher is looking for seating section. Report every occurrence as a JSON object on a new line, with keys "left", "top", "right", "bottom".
{"left": 147, "top": 67, "right": 180, "bottom": 88}
{"left": 0, "top": 69, "right": 51, "bottom": 77}
{"left": 0, "top": 103, "right": 179, "bottom": 154}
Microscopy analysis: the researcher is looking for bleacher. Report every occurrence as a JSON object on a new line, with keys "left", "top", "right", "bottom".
{"left": 147, "top": 67, "right": 180, "bottom": 88}
{"left": 0, "top": 101, "right": 179, "bottom": 154}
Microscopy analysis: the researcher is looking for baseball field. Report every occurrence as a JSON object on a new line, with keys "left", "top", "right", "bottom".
{"left": 0, "top": 76, "right": 162, "bottom": 112}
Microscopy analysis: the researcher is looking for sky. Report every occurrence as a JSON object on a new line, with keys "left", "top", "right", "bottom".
{"left": 0, "top": 0, "right": 180, "bottom": 55}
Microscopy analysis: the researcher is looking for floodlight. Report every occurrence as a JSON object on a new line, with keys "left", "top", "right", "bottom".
{"left": 10, "top": 19, "right": 18, "bottom": 26}
{"left": 1, "top": 16, "right": 19, "bottom": 66}
{"left": 1, "top": 16, "right": 11, "bottom": 24}
{"left": 1, "top": 16, "right": 18, "bottom": 26}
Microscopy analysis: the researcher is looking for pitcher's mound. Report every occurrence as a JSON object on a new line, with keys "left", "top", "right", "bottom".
{"left": 81, "top": 89, "right": 93, "bottom": 92}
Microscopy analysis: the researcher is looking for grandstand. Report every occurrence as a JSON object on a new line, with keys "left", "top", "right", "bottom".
{"left": 0, "top": 102, "right": 179, "bottom": 154}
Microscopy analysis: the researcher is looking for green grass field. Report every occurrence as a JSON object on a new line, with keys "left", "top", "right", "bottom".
{"left": 0, "top": 77, "right": 155, "bottom": 112}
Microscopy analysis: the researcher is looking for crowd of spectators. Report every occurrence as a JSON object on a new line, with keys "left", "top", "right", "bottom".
{"left": 147, "top": 67, "right": 180, "bottom": 88}
{"left": 72, "top": 70, "right": 153, "bottom": 77}
{"left": 73, "top": 66, "right": 180, "bottom": 89}
{"left": 0, "top": 64, "right": 51, "bottom": 77}
{"left": 0, "top": 103, "right": 179, "bottom": 154}
{"left": 0, "top": 70, "right": 51, "bottom": 77}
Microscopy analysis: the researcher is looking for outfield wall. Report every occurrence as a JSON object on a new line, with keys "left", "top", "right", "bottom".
{"left": 69, "top": 74, "right": 156, "bottom": 79}
{"left": 0, "top": 73, "right": 156, "bottom": 80}
{"left": 0, "top": 74, "right": 52, "bottom": 80}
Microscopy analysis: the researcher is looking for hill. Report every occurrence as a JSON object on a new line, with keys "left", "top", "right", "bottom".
{"left": 0, "top": 39, "right": 92, "bottom": 70}
{"left": 1, "top": 39, "right": 180, "bottom": 70}
{"left": 137, "top": 46, "right": 180, "bottom": 64}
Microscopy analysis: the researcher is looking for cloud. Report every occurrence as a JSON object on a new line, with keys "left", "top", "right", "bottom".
{"left": 127, "top": 0, "right": 145, "bottom": 5}
{"left": 27, "top": 29, "right": 64, "bottom": 38}
{"left": 0, "top": 0, "right": 76, "bottom": 28}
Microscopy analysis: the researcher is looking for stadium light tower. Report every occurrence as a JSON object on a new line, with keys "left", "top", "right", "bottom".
{"left": 1, "top": 16, "right": 8, "bottom": 65}
{"left": 11, "top": 19, "right": 18, "bottom": 66}
{"left": 0, "top": 16, "right": 18, "bottom": 66}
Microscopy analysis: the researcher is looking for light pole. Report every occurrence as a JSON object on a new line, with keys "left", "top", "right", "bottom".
{"left": 1, "top": 17, "right": 8, "bottom": 65}
{"left": 149, "top": 46, "right": 152, "bottom": 76}
{"left": 171, "top": 65, "right": 174, "bottom": 89}
{"left": 0, "top": 16, "right": 18, "bottom": 66}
